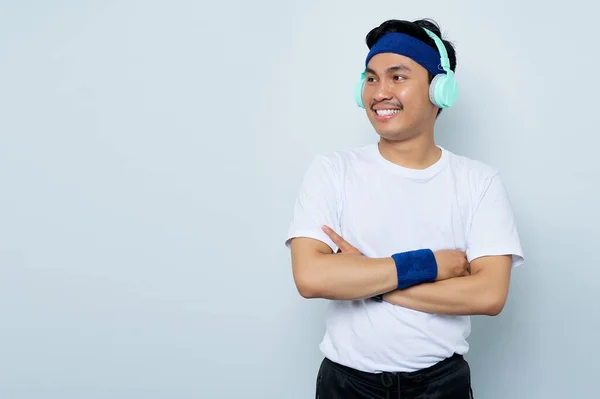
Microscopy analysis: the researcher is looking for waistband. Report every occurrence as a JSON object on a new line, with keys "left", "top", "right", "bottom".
{"left": 324, "top": 353, "right": 465, "bottom": 390}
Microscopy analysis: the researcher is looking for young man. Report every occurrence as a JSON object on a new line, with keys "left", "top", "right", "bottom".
{"left": 285, "top": 19, "right": 524, "bottom": 399}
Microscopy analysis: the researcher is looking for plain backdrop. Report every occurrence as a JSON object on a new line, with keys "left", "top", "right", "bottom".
{"left": 1, "top": 1, "right": 598, "bottom": 398}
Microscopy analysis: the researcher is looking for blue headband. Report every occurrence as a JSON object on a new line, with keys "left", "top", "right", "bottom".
{"left": 365, "top": 32, "right": 445, "bottom": 76}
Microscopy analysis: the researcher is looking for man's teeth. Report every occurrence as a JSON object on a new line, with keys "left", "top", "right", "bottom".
{"left": 375, "top": 109, "right": 400, "bottom": 116}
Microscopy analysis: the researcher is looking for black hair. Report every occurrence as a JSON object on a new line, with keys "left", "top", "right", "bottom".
{"left": 365, "top": 19, "right": 457, "bottom": 116}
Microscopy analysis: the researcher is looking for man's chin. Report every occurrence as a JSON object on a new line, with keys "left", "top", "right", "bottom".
{"left": 373, "top": 124, "right": 407, "bottom": 137}
{"left": 373, "top": 126, "right": 421, "bottom": 142}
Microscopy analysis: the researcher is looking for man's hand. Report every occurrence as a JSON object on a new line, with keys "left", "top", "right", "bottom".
{"left": 321, "top": 226, "right": 362, "bottom": 255}
{"left": 433, "top": 250, "right": 470, "bottom": 280}
{"left": 321, "top": 226, "right": 470, "bottom": 281}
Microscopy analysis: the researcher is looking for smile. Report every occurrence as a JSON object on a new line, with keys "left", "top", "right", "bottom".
{"left": 374, "top": 109, "right": 401, "bottom": 119}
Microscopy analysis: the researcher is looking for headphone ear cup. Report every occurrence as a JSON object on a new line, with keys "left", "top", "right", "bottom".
{"left": 429, "top": 73, "right": 458, "bottom": 108}
{"left": 355, "top": 72, "right": 366, "bottom": 108}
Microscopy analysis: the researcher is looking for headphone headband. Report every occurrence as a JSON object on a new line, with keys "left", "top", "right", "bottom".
{"left": 421, "top": 28, "right": 451, "bottom": 73}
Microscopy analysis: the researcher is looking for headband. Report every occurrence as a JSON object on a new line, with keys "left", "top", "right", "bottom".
{"left": 365, "top": 32, "right": 445, "bottom": 76}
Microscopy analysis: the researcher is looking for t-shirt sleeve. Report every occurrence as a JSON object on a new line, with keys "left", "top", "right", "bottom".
{"left": 466, "top": 173, "right": 525, "bottom": 268}
{"left": 285, "top": 155, "right": 341, "bottom": 253}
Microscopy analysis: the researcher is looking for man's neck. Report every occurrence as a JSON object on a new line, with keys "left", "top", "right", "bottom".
{"left": 377, "top": 135, "right": 441, "bottom": 170}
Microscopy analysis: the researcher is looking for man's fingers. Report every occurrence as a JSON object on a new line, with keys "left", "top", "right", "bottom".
{"left": 322, "top": 225, "right": 345, "bottom": 246}
{"left": 322, "top": 225, "right": 357, "bottom": 253}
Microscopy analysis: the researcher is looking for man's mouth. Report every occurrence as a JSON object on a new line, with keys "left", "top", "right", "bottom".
{"left": 373, "top": 108, "right": 402, "bottom": 119}
{"left": 374, "top": 109, "right": 401, "bottom": 117}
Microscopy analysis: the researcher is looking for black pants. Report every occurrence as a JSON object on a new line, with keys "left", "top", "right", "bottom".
{"left": 315, "top": 354, "right": 473, "bottom": 399}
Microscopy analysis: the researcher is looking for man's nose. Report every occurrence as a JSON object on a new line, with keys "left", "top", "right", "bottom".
{"left": 372, "top": 79, "right": 394, "bottom": 102}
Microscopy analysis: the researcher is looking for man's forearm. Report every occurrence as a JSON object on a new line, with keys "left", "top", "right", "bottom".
{"left": 383, "top": 271, "right": 506, "bottom": 316}
{"left": 294, "top": 252, "right": 398, "bottom": 300}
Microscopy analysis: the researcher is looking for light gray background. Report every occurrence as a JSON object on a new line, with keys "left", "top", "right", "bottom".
{"left": 1, "top": 1, "right": 597, "bottom": 398}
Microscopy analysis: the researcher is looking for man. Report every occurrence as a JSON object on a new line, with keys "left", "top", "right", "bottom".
{"left": 285, "top": 18, "right": 524, "bottom": 399}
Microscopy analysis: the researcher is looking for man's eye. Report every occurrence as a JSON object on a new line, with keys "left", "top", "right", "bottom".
{"left": 394, "top": 75, "right": 405, "bottom": 81}
{"left": 366, "top": 77, "right": 376, "bottom": 82}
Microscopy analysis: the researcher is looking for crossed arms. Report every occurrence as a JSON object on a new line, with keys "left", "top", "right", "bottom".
{"left": 289, "top": 226, "right": 512, "bottom": 316}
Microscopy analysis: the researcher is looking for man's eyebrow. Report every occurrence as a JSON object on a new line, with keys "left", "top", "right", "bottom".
{"left": 388, "top": 64, "right": 412, "bottom": 72}
{"left": 365, "top": 64, "right": 412, "bottom": 75}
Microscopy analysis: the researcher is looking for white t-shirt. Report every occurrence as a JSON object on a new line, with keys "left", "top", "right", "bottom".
{"left": 285, "top": 143, "right": 524, "bottom": 373}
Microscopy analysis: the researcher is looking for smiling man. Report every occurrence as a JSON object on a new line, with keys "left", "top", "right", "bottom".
{"left": 285, "top": 19, "right": 524, "bottom": 399}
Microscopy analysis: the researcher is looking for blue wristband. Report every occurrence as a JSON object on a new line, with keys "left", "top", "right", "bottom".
{"left": 391, "top": 249, "right": 438, "bottom": 289}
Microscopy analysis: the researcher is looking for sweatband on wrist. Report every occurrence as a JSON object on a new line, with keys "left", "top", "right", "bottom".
{"left": 391, "top": 249, "right": 438, "bottom": 290}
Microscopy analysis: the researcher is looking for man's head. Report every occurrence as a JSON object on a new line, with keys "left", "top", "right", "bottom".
{"left": 358, "top": 19, "right": 457, "bottom": 141}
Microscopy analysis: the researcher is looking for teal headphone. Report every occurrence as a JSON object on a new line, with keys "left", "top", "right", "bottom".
{"left": 354, "top": 27, "right": 458, "bottom": 109}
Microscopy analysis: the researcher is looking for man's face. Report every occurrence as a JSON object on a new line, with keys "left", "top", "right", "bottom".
{"left": 362, "top": 52, "right": 438, "bottom": 140}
